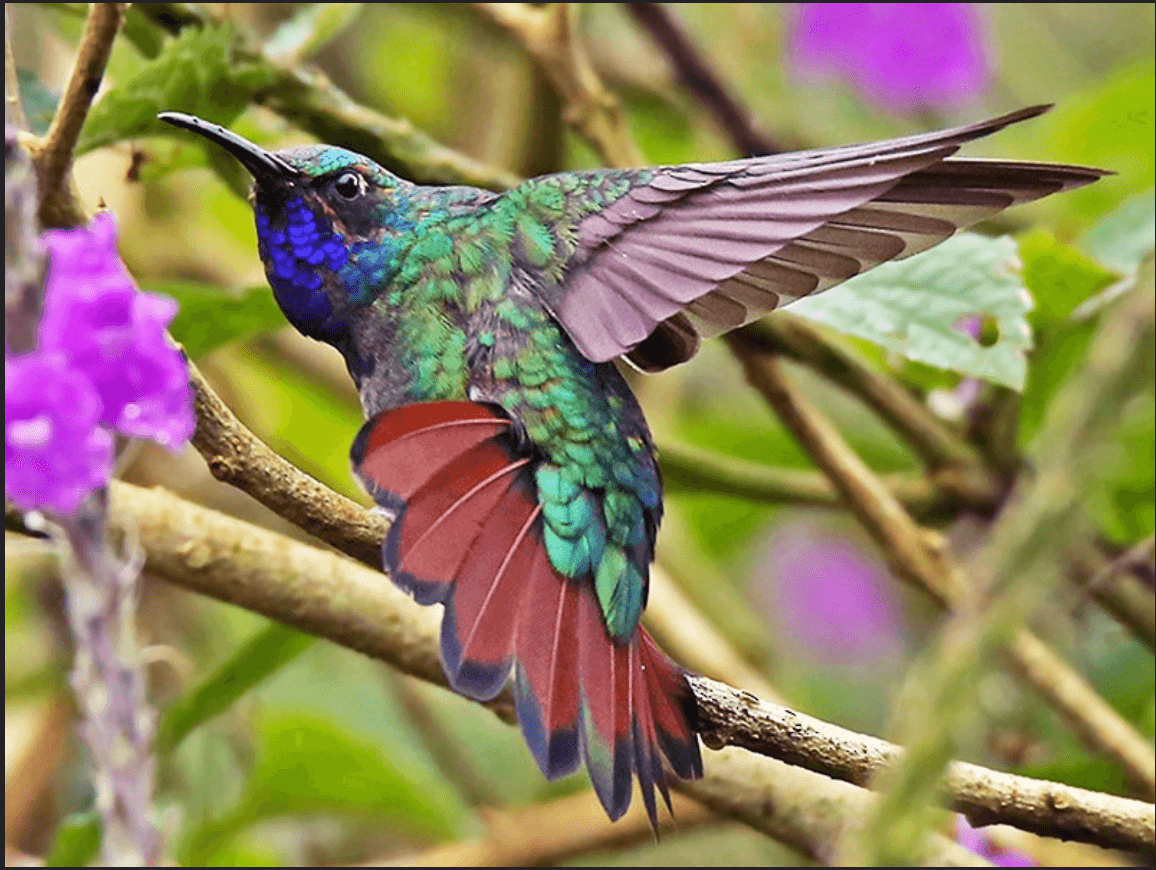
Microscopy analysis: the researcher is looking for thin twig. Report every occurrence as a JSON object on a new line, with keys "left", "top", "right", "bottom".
{"left": 1074, "top": 535, "right": 1156, "bottom": 652}
{"left": 658, "top": 436, "right": 960, "bottom": 517}
{"left": 726, "top": 335, "right": 1156, "bottom": 801}
{"left": 725, "top": 338, "right": 970, "bottom": 606}
{"left": 30, "top": 2, "right": 124, "bottom": 228}
{"left": 131, "top": 4, "right": 521, "bottom": 190}
{"left": 474, "top": 3, "right": 644, "bottom": 168}
{"left": 741, "top": 315, "right": 995, "bottom": 482}
{"left": 623, "top": 2, "right": 781, "bottom": 155}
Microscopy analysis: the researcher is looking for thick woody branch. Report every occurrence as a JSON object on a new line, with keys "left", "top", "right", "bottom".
{"left": 186, "top": 357, "right": 385, "bottom": 569}
{"left": 690, "top": 676, "right": 1154, "bottom": 852}
{"left": 17, "top": 481, "right": 1149, "bottom": 853}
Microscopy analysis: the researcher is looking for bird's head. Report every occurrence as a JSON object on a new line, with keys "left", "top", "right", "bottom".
{"left": 159, "top": 112, "right": 413, "bottom": 345}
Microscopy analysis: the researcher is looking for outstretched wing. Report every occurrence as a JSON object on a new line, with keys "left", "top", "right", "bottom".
{"left": 530, "top": 105, "right": 1106, "bottom": 371}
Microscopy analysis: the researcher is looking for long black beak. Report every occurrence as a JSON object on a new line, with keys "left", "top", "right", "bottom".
{"left": 157, "top": 112, "right": 300, "bottom": 181}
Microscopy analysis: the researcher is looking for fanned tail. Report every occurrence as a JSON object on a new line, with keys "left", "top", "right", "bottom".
{"left": 351, "top": 401, "right": 702, "bottom": 825}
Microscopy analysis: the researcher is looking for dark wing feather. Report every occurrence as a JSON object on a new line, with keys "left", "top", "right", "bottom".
{"left": 541, "top": 105, "right": 1107, "bottom": 371}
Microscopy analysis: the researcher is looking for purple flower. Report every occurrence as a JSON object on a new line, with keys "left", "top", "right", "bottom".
{"left": 5, "top": 352, "right": 114, "bottom": 514}
{"left": 38, "top": 213, "right": 194, "bottom": 449}
{"left": 788, "top": 4, "right": 992, "bottom": 111}
{"left": 752, "top": 519, "right": 906, "bottom": 667}
{"left": 5, "top": 213, "right": 194, "bottom": 517}
{"left": 956, "top": 815, "right": 1036, "bottom": 866}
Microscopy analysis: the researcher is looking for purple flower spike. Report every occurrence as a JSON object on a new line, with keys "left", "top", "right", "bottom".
{"left": 5, "top": 353, "right": 114, "bottom": 515}
{"left": 38, "top": 213, "right": 194, "bottom": 449}
{"left": 789, "top": 4, "right": 992, "bottom": 112}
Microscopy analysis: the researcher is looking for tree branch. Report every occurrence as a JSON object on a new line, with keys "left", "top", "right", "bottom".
{"left": 657, "top": 436, "right": 962, "bottom": 518}
{"left": 1073, "top": 535, "right": 1156, "bottom": 652}
{"left": 15, "top": 472, "right": 1144, "bottom": 852}
{"left": 26, "top": 2, "right": 124, "bottom": 228}
{"left": 725, "top": 334, "right": 1156, "bottom": 801}
{"left": 132, "top": 4, "right": 522, "bottom": 190}
{"left": 474, "top": 3, "right": 644, "bottom": 168}
{"left": 724, "top": 337, "right": 970, "bottom": 606}
{"left": 185, "top": 356, "right": 385, "bottom": 569}
{"left": 623, "top": 2, "right": 781, "bottom": 155}
{"left": 691, "top": 677, "right": 1154, "bottom": 852}
{"left": 850, "top": 274, "right": 1156, "bottom": 861}
{"left": 741, "top": 315, "right": 996, "bottom": 485}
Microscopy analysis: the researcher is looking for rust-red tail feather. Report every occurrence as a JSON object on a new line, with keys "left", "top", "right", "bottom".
{"left": 352, "top": 401, "right": 702, "bottom": 825}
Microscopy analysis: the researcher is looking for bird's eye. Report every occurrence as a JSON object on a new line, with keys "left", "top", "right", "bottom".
{"left": 334, "top": 171, "right": 364, "bottom": 200}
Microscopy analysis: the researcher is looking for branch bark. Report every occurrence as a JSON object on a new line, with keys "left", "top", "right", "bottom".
{"left": 16, "top": 477, "right": 1142, "bottom": 854}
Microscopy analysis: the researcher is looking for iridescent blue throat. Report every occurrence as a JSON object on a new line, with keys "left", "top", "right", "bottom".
{"left": 256, "top": 199, "right": 346, "bottom": 341}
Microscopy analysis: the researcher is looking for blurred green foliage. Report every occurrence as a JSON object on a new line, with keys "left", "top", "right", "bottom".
{"left": 7, "top": 3, "right": 1153, "bottom": 865}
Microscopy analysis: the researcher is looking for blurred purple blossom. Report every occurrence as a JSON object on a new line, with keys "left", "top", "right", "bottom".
{"left": 4, "top": 213, "right": 193, "bottom": 516}
{"left": 956, "top": 815, "right": 1036, "bottom": 866}
{"left": 5, "top": 352, "right": 114, "bottom": 514}
{"left": 753, "top": 519, "right": 906, "bottom": 667}
{"left": 788, "top": 4, "right": 992, "bottom": 111}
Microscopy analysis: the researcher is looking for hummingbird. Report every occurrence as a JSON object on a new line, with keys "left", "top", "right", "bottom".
{"left": 159, "top": 106, "right": 1102, "bottom": 825}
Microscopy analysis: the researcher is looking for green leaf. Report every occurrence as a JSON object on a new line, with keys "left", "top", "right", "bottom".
{"left": 1017, "top": 224, "right": 1149, "bottom": 445}
{"left": 77, "top": 24, "right": 271, "bottom": 155}
{"left": 181, "top": 712, "right": 463, "bottom": 862}
{"left": 1079, "top": 191, "right": 1156, "bottom": 277}
{"left": 154, "top": 282, "right": 286, "bottom": 359}
{"left": 1017, "top": 229, "right": 1118, "bottom": 325}
{"left": 157, "top": 622, "right": 314, "bottom": 756}
{"left": 1043, "top": 61, "right": 1155, "bottom": 221}
{"left": 1088, "top": 392, "right": 1156, "bottom": 544}
{"left": 45, "top": 810, "right": 101, "bottom": 868}
{"left": 266, "top": 3, "right": 365, "bottom": 64}
{"left": 787, "top": 233, "right": 1033, "bottom": 390}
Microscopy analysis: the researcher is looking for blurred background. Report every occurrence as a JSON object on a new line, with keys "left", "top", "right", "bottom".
{"left": 6, "top": 4, "right": 1154, "bottom": 865}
